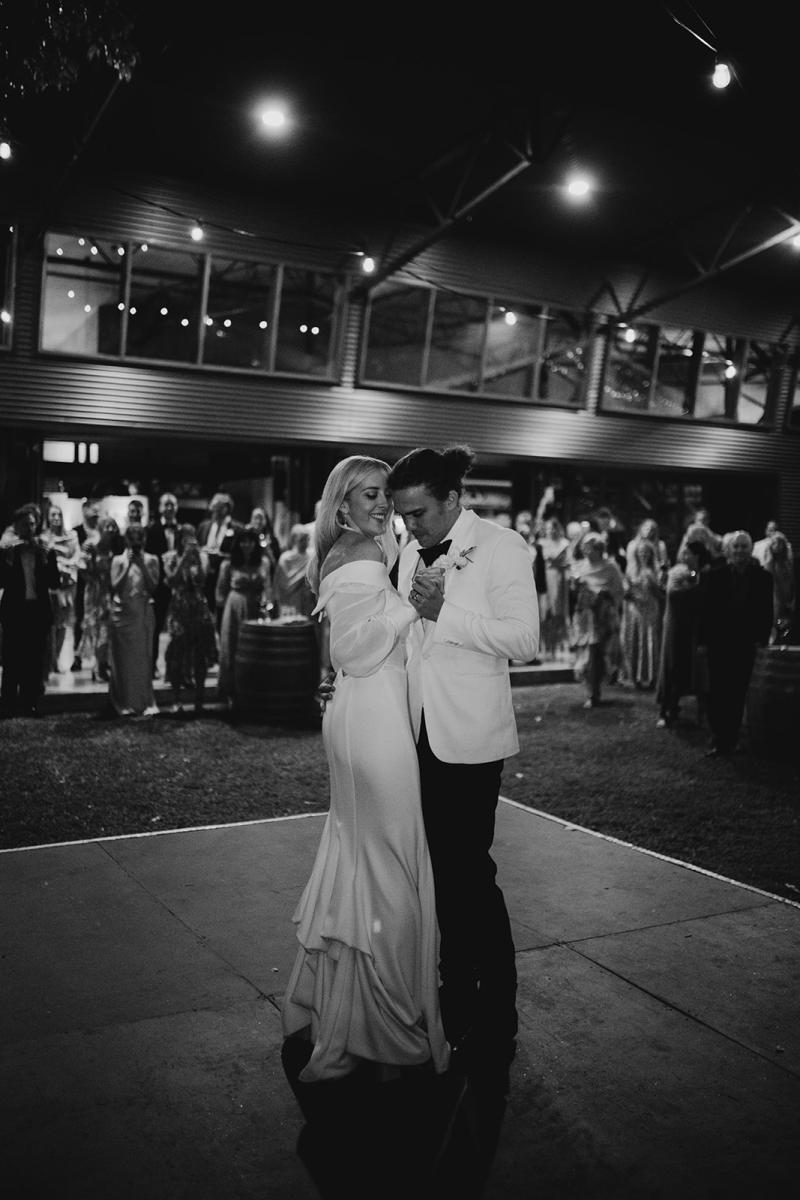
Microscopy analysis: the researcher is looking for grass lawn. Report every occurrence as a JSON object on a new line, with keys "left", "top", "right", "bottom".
{"left": 1, "top": 683, "right": 798, "bottom": 903}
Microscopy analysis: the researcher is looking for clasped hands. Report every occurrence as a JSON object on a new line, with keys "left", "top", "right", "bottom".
{"left": 408, "top": 571, "right": 444, "bottom": 621}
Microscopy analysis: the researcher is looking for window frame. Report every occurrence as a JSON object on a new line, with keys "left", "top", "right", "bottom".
{"left": 39, "top": 230, "right": 345, "bottom": 383}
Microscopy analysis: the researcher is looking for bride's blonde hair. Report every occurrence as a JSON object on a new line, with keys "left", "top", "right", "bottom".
{"left": 308, "top": 455, "right": 393, "bottom": 594}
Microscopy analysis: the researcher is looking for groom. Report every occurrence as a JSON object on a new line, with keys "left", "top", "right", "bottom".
{"left": 388, "top": 443, "right": 540, "bottom": 1085}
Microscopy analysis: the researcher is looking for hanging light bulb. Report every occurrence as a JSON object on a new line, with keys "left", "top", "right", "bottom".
{"left": 190, "top": 222, "right": 204, "bottom": 242}
{"left": 0, "top": 140, "right": 11, "bottom": 160}
{"left": 712, "top": 61, "right": 731, "bottom": 89}
{"left": 565, "top": 173, "right": 593, "bottom": 203}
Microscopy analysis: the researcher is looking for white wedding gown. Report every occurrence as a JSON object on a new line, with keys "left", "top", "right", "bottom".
{"left": 281, "top": 560, "right": 449, "bottom": 1082}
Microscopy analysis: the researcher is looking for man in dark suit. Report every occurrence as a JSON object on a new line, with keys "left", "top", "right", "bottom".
{"left": 145, "top": 492, "right": 181, "bottom": 677}
{"left": 0, "top": 504, "right": 61, "bottom": 717}
{"left": 697, "top": 529, "right": 774, "bottom": 757}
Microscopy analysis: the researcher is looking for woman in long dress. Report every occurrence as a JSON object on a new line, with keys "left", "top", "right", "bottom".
{"left": 621, "top": 538, "right": 664, "bottom": 690}
{"left": 40, "top": 503, "right": 82, "bottom": 674}
{"left": 215, "top": 526, "right": 271, "bottom": 704}
{"left": 77, "top": 516, "right": 121, "bottom": 681}
{"left": 569, "top": 531, "right": 626, "bottom": 707}
{"left": 108, "top": 522, "right": 160, "bottom": 716}
{"left": 538, "top": 516, "right": 571, "bottom": 658}
{"left": 281, "top": 455, "right": 449, "bottom": 1083}
{"left": 656, "top": 539, "right": 711, "bottom": 727}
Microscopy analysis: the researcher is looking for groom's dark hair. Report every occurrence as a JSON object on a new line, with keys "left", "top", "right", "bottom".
{"left": 387, "top": 444, "right": 475, "bottom": 501}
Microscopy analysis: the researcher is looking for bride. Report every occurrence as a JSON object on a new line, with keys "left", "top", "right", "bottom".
{"left": 281, "top": 455, "right": 449, "bottom": 1082}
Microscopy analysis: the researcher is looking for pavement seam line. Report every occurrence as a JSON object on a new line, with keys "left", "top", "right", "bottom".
{"left": 500, "top": 796, "right": 800, "bottom": 910}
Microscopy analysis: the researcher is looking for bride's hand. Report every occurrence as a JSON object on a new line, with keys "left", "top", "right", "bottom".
{"left": 317, "top": 671, "right": 336, "bottom": 712}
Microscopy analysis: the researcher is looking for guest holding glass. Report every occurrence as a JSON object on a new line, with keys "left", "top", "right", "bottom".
{"left": 163, "top": 524, "right": 218, "bottom": 714}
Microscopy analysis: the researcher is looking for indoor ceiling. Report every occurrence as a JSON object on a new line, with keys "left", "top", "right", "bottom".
{"left": 6, "top": 1, "right": 800, "bottom": 312}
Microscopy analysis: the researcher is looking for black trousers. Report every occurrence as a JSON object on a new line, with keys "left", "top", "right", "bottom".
{"left": 416, "top": 713, "right": 517, "bottom": 1049}
{"left": 707, "top": 642, "right": 756, "bottom": 751}
{"left": 1, "top": 605, "right": 49, "bottom": 713}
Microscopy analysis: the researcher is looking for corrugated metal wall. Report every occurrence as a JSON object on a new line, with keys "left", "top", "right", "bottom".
{"left": 2, "top": 172, "right": 799, "bottom": 543}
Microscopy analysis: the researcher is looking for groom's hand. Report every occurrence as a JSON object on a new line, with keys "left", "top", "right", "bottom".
{"left": 409, "top": 575, "right": 444, "bottom": 621}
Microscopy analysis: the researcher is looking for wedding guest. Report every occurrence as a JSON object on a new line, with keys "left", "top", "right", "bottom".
{"left": 77, "top": 516, "right": 121, "bottom": 682}
{"left": 215, "top": 526, "right": 271, "bottom": 705}
{"left": 108, "top": 522, "right": 160, "bottom": 717}
{"left": 273, "top": 523, "right": 315, "bottom": 618}
{"left": 697, "top": 530, "right": 773, "bottom": 757}
{"left": 71, "top": 499, "right": 101, "bottom": 671}
{"left": 40, "top": 503, "right": 82, "bottom": 675}
{"left": 655, "top": 539, "right": 711, "bottom": 728}
{"left": 163, "top": 524, "right": 218, "bottom": 714}
{"left": 0, "top": 504, "right": 60, "bottom": 718}
{"left": 752, "top": 519, "right": 779, "bottom": 567}
{"left": 538, "top": 515, "right": 571, "bottom": 658}
{"left": 621, "top": 538, "right": 664, "bottom": 690}
{"left": 197, "top": 492, "right": 242, "bottom": 629}
{"left": 569, "top": 531, "right": 626, "bottom": 708}
{"left": 591, "top": 505, "right": 627, "bottom": 572}
{"left": 249, "top": 505, "right": 282, "bottom": 567}
{"left": 761, "top": 531, "right": 795, "bottom": 644}
{"left": 145, "top": 492, "right": 181, "bottom": 677}
{"left": 625, "top": 518, "right": 669, "bottom": 588}
{"left": 124, "top": 498, "right": 145, "bottom": 530}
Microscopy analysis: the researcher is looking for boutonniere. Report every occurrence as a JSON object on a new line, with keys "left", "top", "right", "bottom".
{"left": 450, "top": 546, "right": 477, "bottom": 571}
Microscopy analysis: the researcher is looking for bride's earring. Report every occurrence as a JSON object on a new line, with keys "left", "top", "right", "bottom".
{"left": 337, "top": 505, "right": 359, "bottom": 533}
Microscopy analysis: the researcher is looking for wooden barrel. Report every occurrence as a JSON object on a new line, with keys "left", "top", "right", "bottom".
{"left": 745, "top": 645, "right": 800, "bottom": 758}
{"left": 234, "top": 617, "right": 320, "bottom": 725}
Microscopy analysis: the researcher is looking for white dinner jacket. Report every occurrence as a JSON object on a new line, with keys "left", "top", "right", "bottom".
{"left": 398, "top": 507, "right": 539, "bottom": 764}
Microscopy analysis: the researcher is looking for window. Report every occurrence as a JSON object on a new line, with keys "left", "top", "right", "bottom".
{"left": 0, "top": 223, "right": 15, "bottom": 350}
{"left": 601, "top": 321, "right": 781, "bottom": 425}
{"left": 425, "top": 291, "right": 487, "bottom": 392}
{"left": 274, "top": 267, "right": 340, "bottom": 378}
{"left": 41, "top": 233, "right": 126, "bottom": 355}
{"left": 361, "top": 282, "right": 592, "bottom": 406}
{"left": 361, "top": 282, "right": 431, "bottom": 386}
{"left": 127, "top": 243, "right": 204, "bottom": 363}
{"left": 40, "top": 231, "right": 343, "bottom": 380}
{"left": 785, "top": 351, "right": 800, "bottom": 431}
{"left": 202, "top": 257, "right": 276, "bottom": 370}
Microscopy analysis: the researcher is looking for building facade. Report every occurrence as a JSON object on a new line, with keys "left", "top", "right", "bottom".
{"left": 2, "top": 172, "right": 799, "bottom": 555}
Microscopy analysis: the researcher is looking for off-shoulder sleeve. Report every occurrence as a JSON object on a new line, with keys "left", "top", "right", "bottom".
{"left": 325, "top": 575, "right": 418, "bottom": 677}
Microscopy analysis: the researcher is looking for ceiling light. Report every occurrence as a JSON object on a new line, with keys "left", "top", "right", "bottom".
{"left": 190, "top": 222, "right": 204, "bottom": 242}
{"left": 712, "top": 61, "right": 731, "bottom": 89}
{"left": 257, "top": 102, "right": 290, "bottom": 136}
{"left": 361, "top": 255, "right": 376, "bottom": 274}
{"left": 0, "top": 140, "right": 11, "bottom": 160}
{"left": 565, "top": 173, "right": 592, "bottom": 201}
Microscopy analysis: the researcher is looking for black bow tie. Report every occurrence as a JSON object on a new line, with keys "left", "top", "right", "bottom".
{"left": 417, "top": 540, "right": 451, "bottom": 567}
